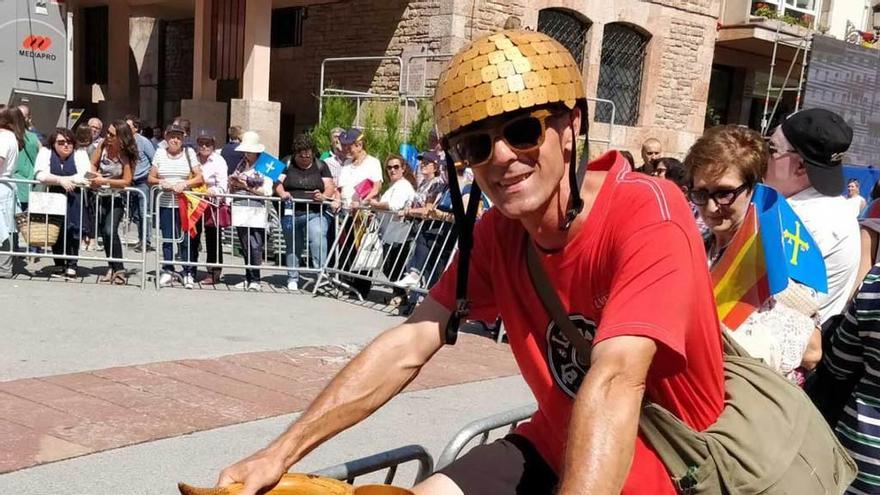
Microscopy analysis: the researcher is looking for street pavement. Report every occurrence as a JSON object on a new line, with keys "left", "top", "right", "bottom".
{"left": 0, "top": 273, "right": 530, "bottom": 494}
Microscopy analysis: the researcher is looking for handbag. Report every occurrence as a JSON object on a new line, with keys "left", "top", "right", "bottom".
{"left": 350, "top": 211, "right": 384, "bottom": 272}
{"left": 524, "top": 238, "right": 856, "bottom": 494}
{"left": 204, "top": 201, "right": 231, "bottom": 229}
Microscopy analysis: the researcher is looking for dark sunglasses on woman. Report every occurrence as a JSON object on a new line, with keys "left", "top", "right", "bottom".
{"left": 688, "top": 183, "right": 751, "bottom": 207}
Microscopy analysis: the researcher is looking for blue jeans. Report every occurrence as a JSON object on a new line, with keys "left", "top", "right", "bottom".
{"left": 281, "top": 210, "right": 328, "bottom": 283}
{"left": 159, "top": 207, "right": 199, "bottom": 276}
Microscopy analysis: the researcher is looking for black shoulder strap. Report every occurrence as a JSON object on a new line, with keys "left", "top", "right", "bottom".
{"left": 184, "top": 148, "right": 193, "bottom": 173}
{"left": 525, "top": 239, "right": 592, "bottom": 362}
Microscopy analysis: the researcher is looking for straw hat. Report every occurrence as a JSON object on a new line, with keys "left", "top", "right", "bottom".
{"left": 433, "top": 29, "right": 587, "bottom": 138}
{"left": 235, "top": 130, "right": 265, "bottom": 153}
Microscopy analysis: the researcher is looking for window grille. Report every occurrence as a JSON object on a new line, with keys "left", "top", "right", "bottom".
{"left": 537, "top": 9, "right": 591, "bottom": 69}
{"left": 595, "top": 23, "right": 649, "bottom": 126}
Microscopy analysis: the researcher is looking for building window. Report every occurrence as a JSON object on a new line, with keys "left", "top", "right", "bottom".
{"left": 537, "top": 8, "right": 591, "bottom": 69}
{"left": 83, "top": 6, "right": 109, "bottom": 85}
{"left": 271, "top": 7, "right": 304, "bottom": 48}
{"left": 595, "top": 23, "right": 649, "bottom": 126}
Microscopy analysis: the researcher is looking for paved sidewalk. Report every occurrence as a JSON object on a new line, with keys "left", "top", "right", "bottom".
{"left": 0, "top": 333, "right": 517, "bottom": 474}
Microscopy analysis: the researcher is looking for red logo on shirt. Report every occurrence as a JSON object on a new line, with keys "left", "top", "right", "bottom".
{"left": 545, "top": 314, "right": 596, "bottom": 398}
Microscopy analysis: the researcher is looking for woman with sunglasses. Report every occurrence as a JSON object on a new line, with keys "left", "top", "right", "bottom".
{"left": 412, "top": 152, "right": 446, "bottom": 209}
{"left": 90, "top": 119, "right": 136, "bottom": 285}
{"left": 195, "top": 130, "right": 227, "bottom": 285}
{"left": 686, "top": 124, "right": 821, "bottom": 381}
{"left": 275, "top": 133, "right": 334, "bottom": 292}
{"left": 367, "top": 154, "right": 417, "bottom": 305}
{"left": 34, "top": 128, "right": 91, "bottom": 278}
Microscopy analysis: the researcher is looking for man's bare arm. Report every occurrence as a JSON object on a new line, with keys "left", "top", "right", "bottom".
{"left": 557, "top": 335, "right": 656, "bottom": 495}
{"left": 217, "top": 297, "right": 450, "bottom": 495}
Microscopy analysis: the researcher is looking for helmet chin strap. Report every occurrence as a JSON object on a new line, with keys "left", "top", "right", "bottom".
{"left": 562, "top": 114, "right": 588, "bottom": 231}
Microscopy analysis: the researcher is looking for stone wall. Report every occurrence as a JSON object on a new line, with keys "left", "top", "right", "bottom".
{"left": 269, "top": 0, "right": 721, "bottom": 156}
{"left": 163, "top": 19, "right": 194, "bottom": 121}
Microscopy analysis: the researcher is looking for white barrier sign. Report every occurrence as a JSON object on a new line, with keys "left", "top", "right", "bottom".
{"left": 28, "top": 192, "right": 67, "bottom": 216}
{"left": 231, "top": 205, "right": 268, "bottom": 228}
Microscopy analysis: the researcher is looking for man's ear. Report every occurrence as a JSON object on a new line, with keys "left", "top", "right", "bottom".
{"left": 562, "top": 106, "right": 582, "bottom": 153}
{"left": 795, "top": 158, "right": 809, "bottom": 177}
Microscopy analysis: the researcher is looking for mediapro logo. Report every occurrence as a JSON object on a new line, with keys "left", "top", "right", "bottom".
{"left": 22, "top": 35, "right": 52, "bottom": 51}
{"left": 19, "top": 35, "right": 56, "bottom": 60}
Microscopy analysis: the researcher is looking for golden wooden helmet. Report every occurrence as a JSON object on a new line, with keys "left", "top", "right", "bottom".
{"left": 433, "top": 29, "right": 587, "bottom": 138}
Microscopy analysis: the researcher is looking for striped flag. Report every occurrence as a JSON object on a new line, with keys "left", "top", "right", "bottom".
{"left": 177, "top": 192, "right": 210, "bottom": 238}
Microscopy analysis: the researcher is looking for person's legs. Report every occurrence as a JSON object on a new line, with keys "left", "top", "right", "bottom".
{"left": 417, "top": 435, "right": 557, "bottom": 495}
{"left": 183, "top": 222, "right": 202, "bottom": 277}
{"left": 0, "top": 239, "right": 12, "bottom": 278}
{"left": 133, "top": 182, "right": 152, "bottom": 248}
{"left": 159, "top": 207, "right": 178, "bottom": 273}
{"left": 249, "top": 228, "right": 264, "bottom": 282}
{"left": 107, "top": 199, "right": 125, "bottom": 272}
{"left": 65, "top": 228, "right": 79, "bottom": 270}
{"left": 282, "top": 214, "right": 298, "bottom": 283}
{"left": 306, "top": 212, "right": 328, "bottom": 269}
{"left": 50, "top": 225, "right": 66, "bottom": 268}
{"left": 236, "top": 227, "right": 252, "bottom": 282}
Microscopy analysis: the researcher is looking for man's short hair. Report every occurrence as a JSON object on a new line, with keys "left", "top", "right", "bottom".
{"left": 292, "top": 133, "right": 315, "bottom": 154}
{"left": 175, "top": 117, "right": 191, "bottom": 135}
{"left": 330, "top": 127, "right": 344, "bottom": 138}
{"left": 88, "top": 117, "right": 103, "bottom": 128}
{"left": 685, "top": 125, "right": 768, "bottom": 188}
{"left": 228, "top": 125, "right": 242, "bottom": 141}
{"left": 848, "top": 178, "right": 860, "bottom": 187}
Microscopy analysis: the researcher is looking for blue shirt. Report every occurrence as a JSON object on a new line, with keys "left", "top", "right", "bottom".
{"left": 221, "top": 141, "right": 245, "bottom": 176}
{"left": 133, "top": 133, "right": 156, "bottom": 183}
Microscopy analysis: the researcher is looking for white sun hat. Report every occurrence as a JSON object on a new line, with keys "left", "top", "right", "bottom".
{"left": 235, "top": 130, "right": 266, "bottom": 153}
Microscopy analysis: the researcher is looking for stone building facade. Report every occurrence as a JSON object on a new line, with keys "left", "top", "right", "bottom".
{"left": 267, "top": 0, "right": 720, "bottom": 157}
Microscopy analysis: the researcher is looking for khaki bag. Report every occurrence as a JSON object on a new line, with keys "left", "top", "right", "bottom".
{"left": 525, "top": 241, "right": 857, "bottom": 494}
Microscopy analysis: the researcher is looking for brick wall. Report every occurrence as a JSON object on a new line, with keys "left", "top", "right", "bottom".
{"left": 647, "top": 0, "right": 717, "bottom": 17}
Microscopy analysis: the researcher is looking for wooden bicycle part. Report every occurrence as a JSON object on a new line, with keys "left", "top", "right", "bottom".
{"left": 178, "top": 473, "right": 355, "bottom": 495}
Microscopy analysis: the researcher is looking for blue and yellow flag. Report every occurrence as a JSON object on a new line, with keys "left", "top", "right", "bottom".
{"left": 752, "top": 184, "right": 827, "bottom": 294}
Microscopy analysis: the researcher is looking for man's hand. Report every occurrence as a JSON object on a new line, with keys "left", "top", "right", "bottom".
{"left": 217, "top": 446, "right": 287, "bottom": 495}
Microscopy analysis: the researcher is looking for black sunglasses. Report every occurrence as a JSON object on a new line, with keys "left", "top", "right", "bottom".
{"left": 688, "top": 183, "right": 751, "bottom": 207}
{"left": 446, "top": 108, "right": 563, "bottom": 168}
{"left": 386, "top": 164, "right": 402, "bottom": 170}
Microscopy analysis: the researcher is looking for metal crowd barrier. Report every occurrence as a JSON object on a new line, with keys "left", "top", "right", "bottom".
{"left": 313, "top": 444, "right": 434, "bottom": 486}
{"left": 152, "top": 189, "right": 334, "bottom": 290}
{"left": 313, "top": 206, "right": 458, "bottom": 301}
{"left": 435, "top": 404, "right": 537, "bottom": 470}
{"left": 0, "top": 178, "right": 148, "bottom": 288}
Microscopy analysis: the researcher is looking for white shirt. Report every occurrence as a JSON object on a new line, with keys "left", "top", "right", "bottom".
{"left": 380, "top": 178, "right": 416, "bottom": 212}
{"left": 337, "top": 155, "right": 383, "bottom": 203}
{"left": 0, "top": 129, "right": 19, "bottom": 179}
{"left": 153, "top": 147, "right": 199, "bottom": 208}
{"left": 846, "top": 195, "right": 866, "bottom": 217}
{"left": 788, "top": 186, "right": 860, "bottom": 324}
{"left": 34, "top": 148, "right": 91, "bottom": 182}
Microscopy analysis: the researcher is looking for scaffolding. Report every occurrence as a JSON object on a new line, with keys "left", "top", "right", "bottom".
{"left": 760, "top": 22, "right": 813, "bottom": 135}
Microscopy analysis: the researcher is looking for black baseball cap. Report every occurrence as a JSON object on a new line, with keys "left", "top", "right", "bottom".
{"left": 339, "top": 128, "right": 363, "bottom": 145}
{"left": 781, "top": 108, "right": 852, "bottom": 197}
{"left": 417, "top": 150, "right": 442, "bottom": 164}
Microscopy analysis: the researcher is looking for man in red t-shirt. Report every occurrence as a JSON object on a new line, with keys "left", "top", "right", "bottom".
{"left": 217, "top": 30, "right": 723, "bottom": 495}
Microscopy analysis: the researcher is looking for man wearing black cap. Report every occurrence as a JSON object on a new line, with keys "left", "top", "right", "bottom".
{"left": 765, "top": 108, "right": 860, "bottom": 324}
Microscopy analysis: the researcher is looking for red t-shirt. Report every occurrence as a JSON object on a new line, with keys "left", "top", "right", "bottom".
{"left": 430, "top": 151, "right": 724, "bottom": 493}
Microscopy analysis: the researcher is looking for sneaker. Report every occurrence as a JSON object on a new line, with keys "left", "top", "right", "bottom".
{"left": 394, "top": 271, "right": 421, "bottom": 288}
{"left": 159, "top": 272, "right": 173, "bottom": 287}
{"left": 248, "top": 281, "right": 262, "bottom": 292}
{"left": 287, "top": 280, "right": 299, "bottom": 292}
{"left": 184, "top": 274, "right": 194, "bottom": 290}
{"left": 65, "top": 267, "right": 77, "bottom": 279}
{"left": 233, "top": 281, "right": 249, "bottom": 290}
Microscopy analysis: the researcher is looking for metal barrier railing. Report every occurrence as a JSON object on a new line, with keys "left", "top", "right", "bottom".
{"left": 435, "top": 404, "right": 537, "bottom": 470}
{"left": 152, "top": 189, "right": 335, "bottom": 290}
{"left": 0, "top": 177, "right": 148, "bottom": 288}
{"left": 312, "top": 206, "right": 458, "bottom": 301}
{"left": 312, "top": 444, "right": 434, "bottom": 486}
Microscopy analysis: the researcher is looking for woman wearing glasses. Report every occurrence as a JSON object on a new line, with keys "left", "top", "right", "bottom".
{"left": 275, "top": 134, "right": 335, "bottom": 292}
{"left": 686, "top": 125, "right": 821, "bottom": 382}
{"left": 90, "top": 119, "right": 135, "bottom": 285}
{"left": 33, "top": 128, "right": 90, "bottom": 279}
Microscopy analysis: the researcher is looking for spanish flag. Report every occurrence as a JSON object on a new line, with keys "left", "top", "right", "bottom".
{"left": 711, "top": 184, "right": 826, "bottom": 330}
{"left": 711, "top": 206, "right": 771, "bottom": 330}
{"left": 177, "top": 192, "right": 210, "bottom": 238}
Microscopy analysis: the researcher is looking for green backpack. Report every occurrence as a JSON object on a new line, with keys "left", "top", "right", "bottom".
{"left": 526, "top": 242, "right": 857, "bottom": 494}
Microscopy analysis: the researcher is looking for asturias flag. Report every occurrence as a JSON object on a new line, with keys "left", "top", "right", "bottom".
{"left": 712, "top": 184, "right": 826, "bottom": 329}
{"left": 177, "top": 192, "right": 210, "bottom": 238}
{"left": 253, "top": 152, "right": 286, "bottom": 182}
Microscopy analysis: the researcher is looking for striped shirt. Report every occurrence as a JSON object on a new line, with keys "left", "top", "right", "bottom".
{"left": 153, "top": 148, "right": 198, "bottom": 208}
{"left": 826, "top": 265, "right": 880, "bottom": 494}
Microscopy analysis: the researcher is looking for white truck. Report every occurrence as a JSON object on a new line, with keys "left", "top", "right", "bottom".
{"left": 0, "top": 0, "right": 70, "bottom": 133}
